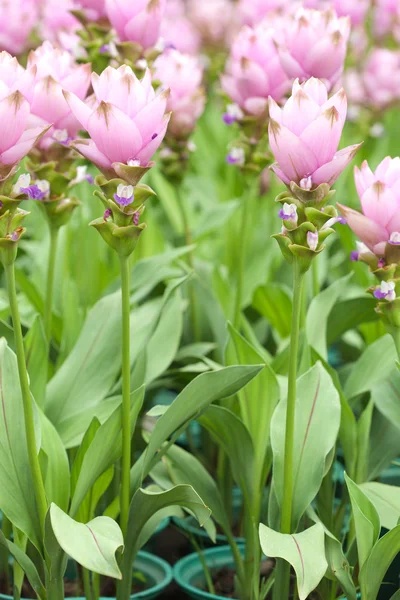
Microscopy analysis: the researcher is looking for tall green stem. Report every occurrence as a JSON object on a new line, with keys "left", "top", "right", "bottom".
{"left": 233, "top": 195, "right": 250, "bottom": 329}
{"left": 119, "top": 255, "right": 131, "bottom": 537}
{"left": 273, "top": 259, "right": 304, "bottom": 600}
{"left": 44, "top": 227, "right": 59, "bottom": 345}
{"left": 4, "top": 263, "right": 48, "bottom": 533}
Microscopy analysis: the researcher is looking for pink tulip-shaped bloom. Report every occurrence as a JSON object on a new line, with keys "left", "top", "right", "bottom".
{"left": 105, "top": 0, "right": 166, "bottom": 49}
{"left": 0, "top": 52, "right": 48, "bottom": 171}
{"left": 153, "top": 49, "right": 205, "bottom": 137}
{"left": 79, "top": 0, "right": 106, "bottom": 19}
{"left": 363, "top": 49, "right": 400, "bottom": 110}
{"left": 27, "top": 42, "right": 91, "bottom": 147}
{"left": 275, "top": 7, "right": 350, "bottom": 90}
{"left": 338, "top": 157, "right": 400, "bottom": 256}
{"left": 187, "top": 0, "right": 237, "bottom": 46}
{"left": 268, "top": 78, "right": 361, "bottom": 188}
{"left": 332, "top": 0, "right": 370, "bottom": 26}
{"left": 160, "top": 17, "right": 201, "bottom": 55}
{"left": 221, "top": 22, "right": 291, "bottom": 116}
{"left": 237, "top": 0, "right": 290, "bottom": 26}
{"left": 64, "top": 65, "right": 170, "bottom": 175}
{"left": 0, "top": 0, "right": 38, "bottom": 55}
{"left": 373, "top": 0, "right": 400, "bottom": 40}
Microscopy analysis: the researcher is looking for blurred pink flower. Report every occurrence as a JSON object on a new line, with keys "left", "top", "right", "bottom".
{"left": 64, "top": 65, "right": 170, "bottom": 175}
{"left": 79, "top": 0, "right": 106, "bottom": 19}
{"left": 268, "top": 77, "right": 361, "bottom": 187}
{"left": 221, "top": 21, "right": 290, "bottom": 115}
{"left": 237, "top": 0, "right": 289, "bottom": 26}
{"left": 338, "top": 157, "right": 400, "bottom": 256}
{"left": 0, "top": 52, "right": 49, "bottom": 170}
{"left": 105, "top": 0, "right": 166, "bottom": 50}
{"left": 275, "top": 7, "right": 350, "bottom": 90}
{"left": 363, "top": 48, "right": 400, "bottom": 110}
{"left": 153, "top": 49, "right": 205, "bottom": 137}
{"left": 28, "top": 42, "right": 91, "bottom": 146}
{"left": 373, "top": 0, "right": 400, "bottom": 40}
{"left": 187, "top": 0, "right": 237, "bottom": 47}
{"left": 0, "top": 0, "right": 38, "bottom": 55}
{"left": 160, "top": 17, "right": 201, "bottom": 55}
{"left": 39, "top": 0, "right": 81, "bottom": 42}
{"left": 331, "top": 0, "right": 370, "bottom": 26}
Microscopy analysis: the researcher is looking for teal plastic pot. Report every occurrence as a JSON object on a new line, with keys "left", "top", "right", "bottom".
{"left": 173, "top": 545, "right": 243, "bottom": 600}
{"left": 0, "top": 551, "right": 172, "bottom": 600}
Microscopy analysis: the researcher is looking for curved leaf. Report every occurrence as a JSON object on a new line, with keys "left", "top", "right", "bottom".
{"left": 360, "top": 481, "right": 400, "bottom": 531}
{"left": 360, "top": 525, "right": 400, "bottom": 600}
{"left": 0, "top": 531, "right": 45, "bottom": 600}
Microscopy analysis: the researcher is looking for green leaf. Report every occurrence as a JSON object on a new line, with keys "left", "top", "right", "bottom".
{"left": 259, "top": 523, "right": 328, "bottom": 600}
{"left": 136, "top": 365, "right": 263, "bottom": 493}
{"left": 0, "top": 339, "right": 41, "bottom": 548}
{"left": 306, "top": 274, "right": 352, "bottom": 360}
{"left": 226, "top": 324, "right": 278, "bottom": 481}
{"left": 148, "top": 168, "right": 184, "bottom": 234}
{"left": 355, "top": 400, "right": 374, "bottom": 484}
{"left": 193, "top": 200, "right": 239, "bottom": 240}
{"left": 344, "top": 335, "right": 397, "bottom": 399}
{"left": 70, "top": 386, "right": 144, "bottom": 518}
{"left": 370, "top": 367, "right": 400, "bottom": 430}
{"left": 345, "top": 473, "right": 380, "bottom": 570}
{"left": 253, "top": 283, "right": 292, "bottom": 339}
{"left": 39, "top": 411, "right": 70, "bottom": 512}
{"left": 199, "top": 405, "right": 255, "bottom": 509}
{"left": 327, "top": 297, "right": 379, "bottom": 344}
{"left": 49, "top": 504, "right": 124, "bottom": 578}
{"left": 271, "top": 362, "right": 341, "bottom": 527}
{"left": 360, "top": 525, "right": 400, "bottom": 600}
{"left": 24, "top": 315, "right": 47, "bottom": 407}
{"left": 360, "top": 482, "right": 400, "bottom": 531}
{"left": 45, "top": 291, "right": 122, "bottom": 445}
{"left": 0, "top": 531, "right": 45, "bottom": 600}
{"left": 369, "top": 410, "right": 400, "bottom": 479}
{"left": 122, "top": 486, "right": 210, "bottom": 576}
{"left": 390, "top": 591, "right": 400, "bottom": 600}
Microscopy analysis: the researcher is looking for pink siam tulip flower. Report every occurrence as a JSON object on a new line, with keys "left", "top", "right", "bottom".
{"left": 268, "top": 78, "right": 361, "bottom": 188}
{"left": 39, "top": 0, "right": 82, "bottom": 44}
{"left": 0, "top": 53, "right": 48, "bottom": 173}
{"left": 187, "top": 0, "right": 237, "bottom": 47}
{"left": 27, "top": 42, "right": 91, "bottom": 147}
{"left": 160, "top": 17, "right": 201, "bottom": 55}
{"left": 332, "top": 0, "right": 370, "bottom": 26}
{"left": 221, "top": 21, "right": 291, "bottom": 116}
{"left": 363, "top": 49, "right": 400, "bottom": 110}
{"left": 79, "top": 0, "right": 106, "bottom": 19}
{"left": 373, "top": 0, "right": 400, "bottom": 40}
{"left": 105, "top": 0, "right": 167, "bottom": 50}
{"left": 338, "top": 157, "right": 400, "bottom": 257}
{"left": 237, "top": 0, "right": 289, "bottom": 26}
{"left": 64, "top": 65, "right": 170, "bottom": 177}
{"left": 153, "top": 49, "right": 205, "bottom": 137}
{"left": 274, "top": 7, "right": 350, "bottom": 90}
{"left": 0, "top": 0, "right": 38, "bottom": 55}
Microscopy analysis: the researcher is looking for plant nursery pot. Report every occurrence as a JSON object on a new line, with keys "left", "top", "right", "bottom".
{"left": 0, "top": 551, "right": 173, "bottom": 600}
{"left": 173, "top": 545, "right": 243, "bottom": 600}
{"left": 173, "top": 487, "right": 245, "bottom": 546}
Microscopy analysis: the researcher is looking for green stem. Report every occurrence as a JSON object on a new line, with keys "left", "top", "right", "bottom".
{"left": 45, "top": 571, "right": 64, "bottom": 600}
{"left": 273, "top": 259, "right": 304, "bottom": 600}
{"left": 92, "top": 572, "right": 100, "bottom": 600}
{"left": 233, "top": 195, "right": 250, "bottom": 329}
{"left": 311, "top": 254, "right": 319, "bottom": 298}
{"left": 82, "top": 567, "right": 93, "bottom": 600}
{"left": 119, "top": 255, "right": 131, "bottom": 538}
{"left": 4, "top": 263, "right": 48, "bottom": 533}
{"left": 44, "top": 227, "right": 59, "bottom": 346}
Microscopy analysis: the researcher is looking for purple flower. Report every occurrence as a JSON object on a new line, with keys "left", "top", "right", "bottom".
{"left": 307, "top": 230, "right": 319, "bottom": 251}
{"left": 350, "top": 250, "right": 359, "bottom": 261}
{"left": 278, "top": 202, "right": 298, "bottom": 225}
{"left": 389, "top": 232, "right": 400, "bottom": 245}
{"left": 226, "top": 147, "right": 245, "bottom": 166}
{"left": 373, "top": 281, "right": 396, "bottom": 301}
{"left": 20, "top": 179, "right": 50, "bottom": 200}
{"left": 103, "top": 208, "right": 112, "bottom": 220}
{"left": 113, "top": 184, "right": 134, "bottom": 207}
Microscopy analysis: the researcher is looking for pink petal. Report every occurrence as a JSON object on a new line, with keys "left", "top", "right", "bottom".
{"left": 300, "top": 106, "right": 344, "bottom": 165}
{"left": 31, "top": 77, "right": 69, "bottom": 127}
{"left": 360, "top": 183, "right": 397, "bottom": 228}
{"left": 72, "top": 139, "right": 112, "bottom": 170}
{"left": 270, "top": 163, "right": 290, "bottom": 185}
{"left": 87, "top": 101, "right": 143, "bottom": 164}
{"left": 133, "top": 90, "right": 168, "bottom": 145}
{"left": 220, "top": 74, "right": 243, "bottom": 107}
{"left": 337, "top": 203, "right": 388, "bottom": 251}
{"left": 0, "top": 92, "right": 30, "bottom": 153}
{"left": 321, "top": 88, "right": 347, "bottom": 122}
{"left": 135, "top": 113, "right": 170, "bottom": 165}
{"left": 62, "top": 63, "right": 92, "bottom": 99}
{"left": 301, "top": 78, "right": 328, "bottom": 106}
{"left": 0, "top": 125, "right": 49, "bottom": 165}
{"left": 244, "top": 97, "right": 268, "bottom": 116}
{"left": 11, "top": 65, "right": 37, "bottom": 104}
{"left": 277, "top": 46, "right": 306, "bottom": 80}
{"left": 268, "top": 97, "right": 282, "bottom": 123}
{"left": 281, "top": 88, "right": 321, "bottom": 136}
{"left": 312, "top": 143, "right": 362, "bottom": 186}
{"left": 354, "top": 160, "right": 375, "bottom": 198}
{"left": 268, "top": 119, "right": 319, "bottom": 183}
{"left": 63, "top": 90, "right": 93, "bottom": 130}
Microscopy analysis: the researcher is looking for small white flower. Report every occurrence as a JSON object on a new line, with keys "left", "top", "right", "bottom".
{"left": 300, "top": 176, "right": 312, "bottom": 191}
{"left": 356, "top": 241, "right": 370, "bottom": 254}
{"left": 117, "top": 184, "right": 134, "bottom": 199}
{"left": 136, "top": 58, "right": 148, "bottom": 70}
{"left": 227, "top": 103, "right": 244, "bottom": 120}
{"left": 37, "top": 180, "right": 50, "bottom": 197}
{"left": 390, "top": 231, "right": 400, "bottom": 244}
{"left": 370, "top": 123, "right": 385, "bottom": 138}
{"left": 12, "top": 174, "right": 31, "bottom": 197}
{"left": 187, "top": 140, "right": 197, "bottom": 153}
{"left": 128, "top": 159, "right": 141, "bottom": 167}
{"left": 70, "top": 166, "right": 89, "bottom": 187}
{"left": 154, "top": 37, "right": 166, "bottom": 53}
{"left": 53, "top": 129, "right": 69, "bottom": 143}
{"left": 307, "top": 230, "right": 319, "bottom": 251}
{"left": 227, "top": 147, "right": 245, "bottom": 166}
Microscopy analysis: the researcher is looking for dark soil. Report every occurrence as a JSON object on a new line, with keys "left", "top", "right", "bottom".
{"left": 0, "top": 575, "right": 79, "bottom": 598}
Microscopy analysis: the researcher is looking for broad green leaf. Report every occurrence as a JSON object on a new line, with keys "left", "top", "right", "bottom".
{"left": 40, "top": 411, "right": 70, "bottom": 512}
{"left": 360, "top": 525, "right": 400, "bottom": 600}
{"left": 307, "top": 507, "right": 357, "bottom": 600}
{"left": 226, "top": 324, "right": 278, "bottom": 480}
{"left": 46, "top": 291, "right": 122, "bottom": 444}
{"left": 360, "top": 482, "right": 400, "bottom": 531}
{"left": 199, "top": 405, "right": 255, "bottom": 509}
{"left": 390, "top": 591, "right": 400, "bottom": 600}
{"left": 0, "top": 339, "right": 41, "bottom": 547}
{"left": 193, "top": 200, "right": 239, "bottom": 240}
{"left": 70, "top": 386, "right": 144, "bottom": 517}
{"left": 356, "top": 401, "right": 374, "bottom": 484}
{"left": 137, "top": 365, "right": 263, "bottom": 493}
{"left": 0, "top": 531, "right": 45, "bottom": 600}
{"left": 50, "top": 504, "right": 123, "bottom": 578}
{"left": 259, "top": 523, "right": 327, "bottom": 600}
{"left": 369, "top": 409, "right": 400, "bottom": 480}
{"left": 57, "top": 276, "right": 84, "bottom": 367}
{"left": 344, "top": 335, "right": 397, "bottom": 399}
{"left": 271, "top": 362, "right": 341, "bottom": 527}
{"left": 148, "top": 168, "right": 184, "bottom": 233}
{"left": 371, "top": 367, "right": 400, "bottom": 430}
{"left": 24, "top": 316, "right": 47, "bottom": 407}
{"left": 327, "top": 297, "right": 379, "bottom": 344}
{"left": 306, "top": 274, "right": 352, "bottom": 360}
{"left": 253, "top": 283, "right": 292, "bottom": 339}
{"left": 122, "top": 485, "right": 210, "bottom": 583}
{"left": 345, "top": 474, "right": 380, "bottom": 569}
